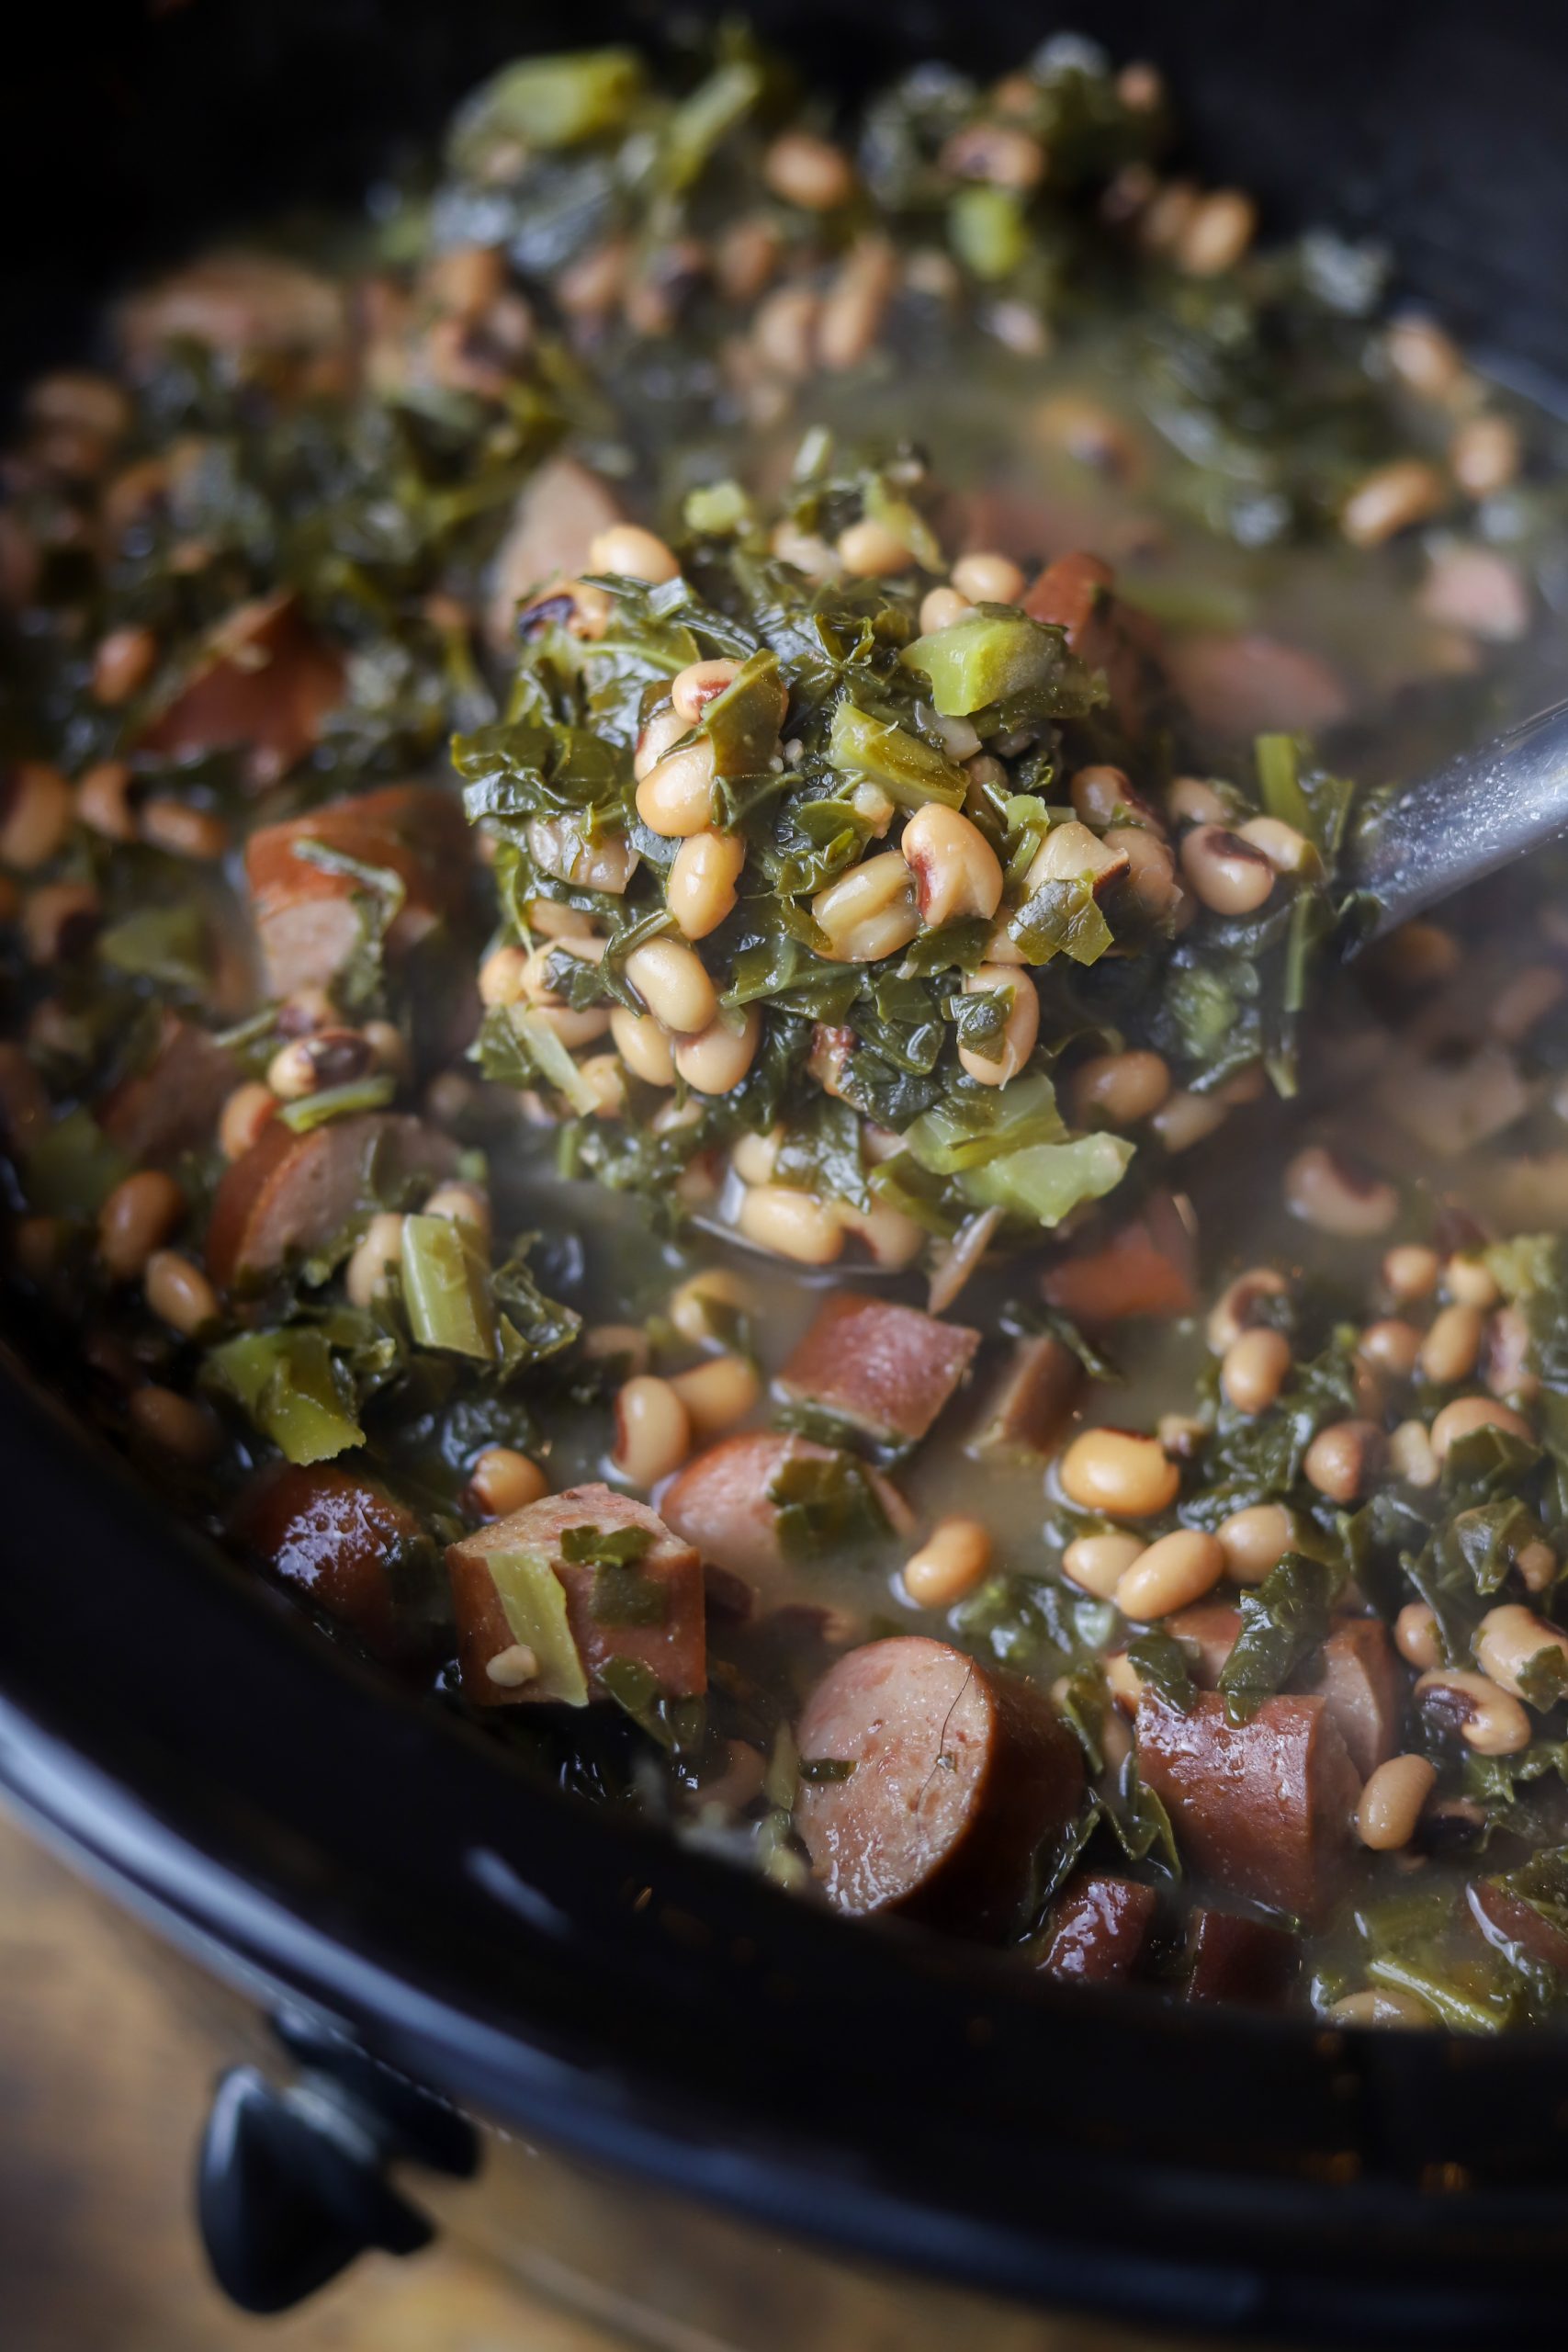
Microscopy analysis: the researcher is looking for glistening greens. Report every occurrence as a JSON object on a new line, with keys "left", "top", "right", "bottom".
{"left": 3, "top": 31, "right": 1568, "bottom": 2021}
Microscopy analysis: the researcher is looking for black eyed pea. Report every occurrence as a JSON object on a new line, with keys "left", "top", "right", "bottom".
{"left": 730, "top": 1125, "right": 783, "bottom": 1186}
{"left": 624, "top": 938, "right": 718, "bottom": 1035}
{"left": 811, "top": 854, "right": 920, "bottom": 962}
{"left": 1442, "top": 1255, "right": 1499, "bottom": 1309}
{"left": 1059, "top": 1428, "right": 1180, "bottom": 1519}
{"left": 1221, "top": 1326, "right": 1292, "bottom": 1414}
{"left": 1283, "top": 1144, "right": 1399, "bottom": 1238}
{"left": 128, "top": 1384, "right": 221, "bottom": 1464}
{"left": 636, "top": 734, "right": 718, "bottom": 837}
{"left": 1205, "top": 1265, "right": 1288, "bottom": 1352}
{"left": 467, "top": 1446, "right": 549, "bottom": 1517}
{"left": 1236, "top": 815, "right": 1315, "bottom": 875}
{"left": 1340, "top": 459, "right": 1447, "bottom": 548}
{"left": 1357, "top": 1755, "right": 1437, "bottom": 1851}
{"left": 668, "top": 829, "right": 746, "bottom": 940}
{"left": 1326, "top": 1987, "right": 1436, "bottom": 2028}
{"left": 1429, "top": 1395, "right": 1534, "bottom": 1459}
{"left": 762, "top": 129, "right": 857, "bottom": 211}
{"left": 668, "top": 1267, "right": 758, "bottom": 1348}
{"left": 1416, "top": 1666, "right": 1531, "bottom": 1756}
{"left": 673, "top": 1004, "right": 761, "bottom": 1095}
{"left": 668, "top": 1352, "right": 761, "bottom": 1437}
{"left": 1175, "top": 187, "right": 1257, "bottom": 276}
{"left": 634, "top": 702, "right": 687, "bottom": 782}
{"left": 1417, "top": 1301, "right": 1484, "bottom": 1385}
{"left": 1385, "top": 315, "right": 1463, "bottom": 401}
{"left": 1387, "top": 1419, "right": 1439, "bottom": 1487}
{"left": 1450, "top": 413, "right": 1521, "bottom": 499}
{"left": 344, "top": 1212, "right": 406, "bottom": 1308}
{"left": 1108, "top": 825, "right": 1181, "bottom": 918}
{"left": 1303, "top": 1419, "right": 1385, "bottom": 1503}
{"left": 1179, "top": 824, "right": 1276, "bottom": 916}
{"left": 609, "top": 1004, "right": 677, "bottom": 1088}
{"left": 902, "top": 1516, "right": 993, "bottom": 1609}
{"left": 578, "top": 1053, "right": 626, "bottom": 1117}
{"left": 671, "top": 658, "right": 742, "bottom": 725}
{"left": 1216, "top": 1502, "right": 1295, "bottom": 1583}
{"left": 266, "top": 1027, "right": 377, "bottom": 1101}
{"left": 611, "top": 1374, "right": 692, "bottom": 1487}
{"left": 949, "top": 550, "right": 1026, "bottom": 605}
{"left": 1113, "top": 1528, "right": 1225, "bottom": 1619}
{"left": 958, "top": 965, "right": 1039, "bottom": 1086}
{"left": 1151, "top": 1089, "right": 1228, "bottom": 1153}
{"left": 144, "top": 1248, "right": 220, "bottom": 1338}
{"left": 587, "top": 524, "right": 681, "bottom": 584}
{"left": 1069, "top": 1049, "right": 1171, "bottom": 1127}
{"left": 1358, "top": 1318, "right": 1423, "bottom": 1381}
{"left": 835, "top": 1197, "right": 926, "bottom": 1270}
{"left": 736, "top": 1183, "right": 844, "bottom": 1267}
{"left": 836, "top": 517, "right": 914, "bottom": 578}
{"left": 0, "top": 760, "right": 73, "bottom": 868}
{"left": 1394, "top": 1601, "right": 1443, "bottom": 1670}
{"left": 1474, "top": 1603, "right": 1568, "bottom": 1702}
{"left": 1382, "top": 1244, "right": 1441, "bottom": 1303}
{"left": 899, "top": 803, "right": 1004, "bottom": 927}
{"left": 1167, "top": 776, "right": 1231, "bottom": 828}
{"left": 97, "top": 1170, "right": 185, "bottom": 1281}
{"left": 919, "top": 585, "right": 973, "bottom": 633}
{"left": 1061, "top": 1530, "right": 1146, "bottom": 1600}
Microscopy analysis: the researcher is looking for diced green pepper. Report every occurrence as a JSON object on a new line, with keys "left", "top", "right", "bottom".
{"left": 448, "top": 49, "right": 644, "bottom": 164}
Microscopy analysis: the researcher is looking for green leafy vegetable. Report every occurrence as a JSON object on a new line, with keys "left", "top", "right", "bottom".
{"left": 1218, "top": 1553, "right": 1337, "bottom": 1724}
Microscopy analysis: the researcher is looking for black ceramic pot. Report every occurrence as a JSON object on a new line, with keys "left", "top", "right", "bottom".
{"left": 6, "top": 4, "right": 1568, "bottom": 2343}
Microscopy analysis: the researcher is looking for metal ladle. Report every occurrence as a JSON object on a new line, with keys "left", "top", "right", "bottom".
{"left": 1344, "top": 693, "right": 1568, "bottom": 944}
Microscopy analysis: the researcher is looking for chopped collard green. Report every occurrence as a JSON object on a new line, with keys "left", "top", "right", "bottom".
{"left": 3, "top": 27, "right": 1568, "bottom": 2021}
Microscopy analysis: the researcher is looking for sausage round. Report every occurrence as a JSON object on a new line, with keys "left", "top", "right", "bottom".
{"left": 795, "top": 1636, "right": 1085, "bottom": 1938}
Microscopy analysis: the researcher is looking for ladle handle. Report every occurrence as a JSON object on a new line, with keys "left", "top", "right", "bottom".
{"left": 1344, "top": 693, "right": 1568, "bottom": 947}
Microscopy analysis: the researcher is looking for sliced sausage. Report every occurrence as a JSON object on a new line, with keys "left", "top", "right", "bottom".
{"left": 206, "top": 1112, "right": 457, "bottom": 1289}
{"left": 1042, "top": 1193, "right": 1197, "bottom": 1326}
{"left": 1167, "top": 1602, "right": 1243, "bottom": 1689}
{"left": 229, "top": 1461, "right": 437, "bottom": 1660}
{"left": 99, "top": 1013, "right": 238, "bottom": 1165}
{"left": 1312, "top": 1617, "right": 1404, "bottom": 1780}
{"left": 1469, "top": 1879, "right": 1568, "bottom": 1974}
{"left": 1184, "top": 1907, "right": 1297, "bottom": 2006}
{"left": 487, "top": 455, "right": 625, "bottom": 650}
{"left": 139, "top": 593, "right": 344, "bottom": 788}
{"left": 795, "top": 1636, "right": 1085, "bottom": 1937}
{"left": 659, "top": 1430, "right": 911, "bottom": 1599}
{"left": 775, "top": 1294, "right": 979, "bottom": 1450}
{"left": 1040, "top": 1873, "right": 1157, "bottom": 1983}
{"left": 118, "top": 253, "right": 346, "bottom": 365}
{"left": 446, "top": 1482, "right": 705, "bottom": 1708}
{"left": 1135, "top": 1690, "right": 1361, "bottom": 1922}
{"left": 1022, "top": 549, "right": 1166, "bottom": 736}
{"left": 1164, "top": 631, "right": 1349, "bottom": 743}
{"left": 967, "top": 1333, "right": 1084, "bottom": 1462}
{"left": 244, "top": 782, "right": 472, "bottom": 999}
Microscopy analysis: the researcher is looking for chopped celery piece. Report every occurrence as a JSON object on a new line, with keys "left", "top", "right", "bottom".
{"left": 827, "top": 701, "right": 965, "bottom": 808}
{"left": 962, "top": 1132, "right": 1135, "bottom": 1227}
{"left": 683, "top": 479, "right": 751, "bottom": 536}
{"left": 277, "top": 1074, "right": 398, "bottom": 1133}
{"left": 25, "top": 1108, "right": 132, "bottom": 1220}
{"left": 1008, "top": 876, "right": 1114, "bottom": 967}
{"left": 486, "top": 1547, "right": 590, "bottom": 1706}
{"left": 506, "top": 1007, "right": 600, "bottom": 1115}
{"left": 448, "top": 49, "right": 644, "bottom": 164}
{"left": 662, "top": 57, "right": 764, "bottom": 191}
{"left": 949, "top": 183, "right": 1026, "bottom": 279}
{"left": 902, "top": 613, "right": 1066, "bottom": 718}
{"left": 1256, "top": 732, "right": 1314, "bottom": 837}
{"left": 207, "top": 1329, "right": 364, "bottom": 1464}
{"left": 401, "top": 1214, "right": 498, "bottom": 1360}
{"left": 903, "top": 1072, "right": 1066, "bottom": 1174}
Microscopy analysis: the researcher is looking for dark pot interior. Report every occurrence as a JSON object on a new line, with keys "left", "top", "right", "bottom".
{"left": 6, "top": 4, "right": 1568, "bottom": 2344}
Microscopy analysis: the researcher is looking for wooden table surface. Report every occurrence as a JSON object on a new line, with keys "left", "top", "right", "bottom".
{"left": 0, "top": 1807, "right": 624, "bottom": 2352}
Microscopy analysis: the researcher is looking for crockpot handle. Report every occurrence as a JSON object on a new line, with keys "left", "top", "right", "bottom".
{"left": 197, "top": 2024, "right": 479, "bottom": 2312}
